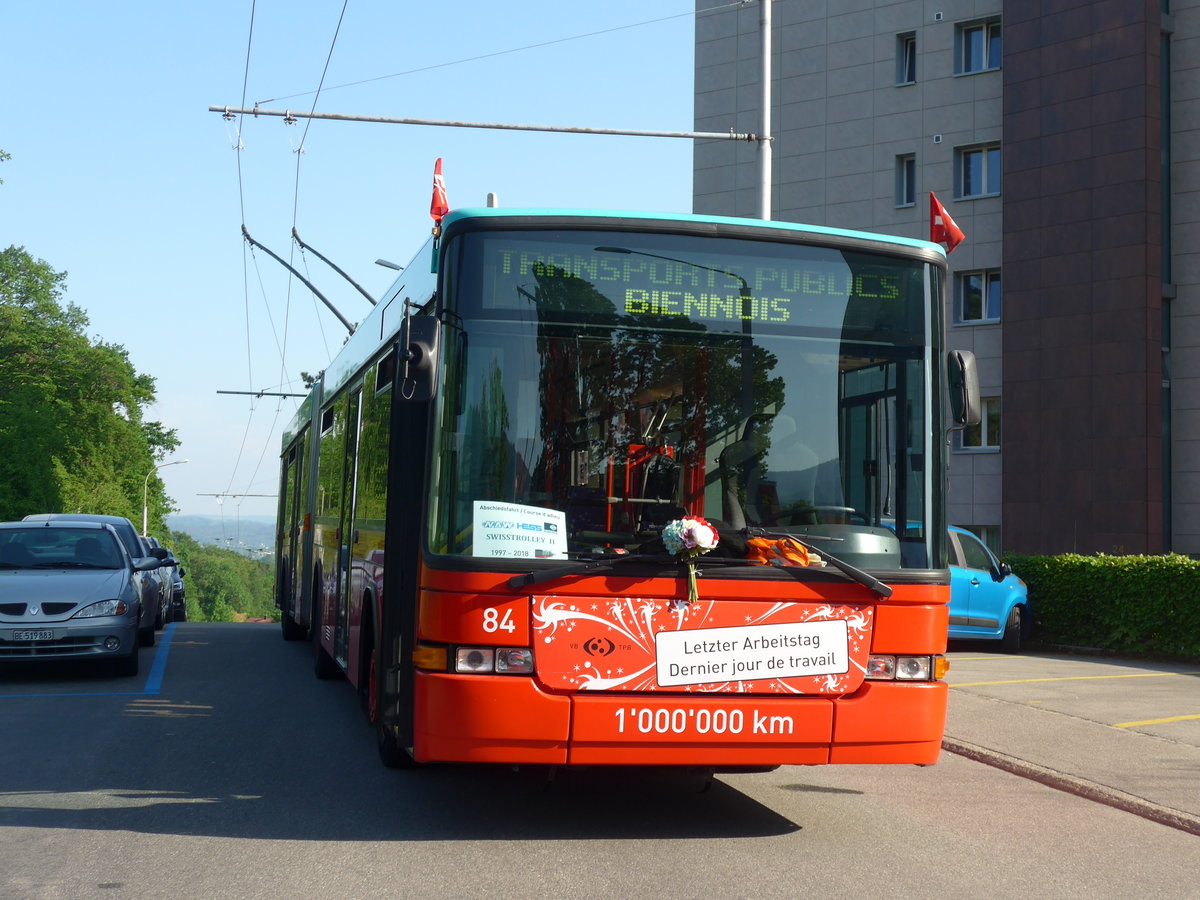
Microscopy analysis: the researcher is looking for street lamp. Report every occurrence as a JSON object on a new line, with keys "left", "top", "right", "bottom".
{"left": 143, "top": 459, "right": 189, "bottom": 535}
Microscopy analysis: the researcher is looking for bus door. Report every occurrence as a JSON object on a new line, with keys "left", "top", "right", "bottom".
{"left": 279, "top": 440, "right": 302, "bottom": 617}
{"left": 839, "top": 362, "right": 902, "bottom": 524}
{"left": 335, "top": 388, "right": 363, "bottom": 667}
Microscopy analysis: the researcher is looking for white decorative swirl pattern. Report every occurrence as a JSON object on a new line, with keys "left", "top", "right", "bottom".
{"left": 533, "top": 595, "right": 873, "bottom": 694}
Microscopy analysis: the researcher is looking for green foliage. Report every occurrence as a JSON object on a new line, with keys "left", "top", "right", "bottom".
{"left": 169, "top": 531, "right": 277, "bottom": 622}
{"left": 0, "top": 245, "right": 178, "bottom": 526}
{"left": 1005, "top": 552, "right": 1200, "bottom": 659}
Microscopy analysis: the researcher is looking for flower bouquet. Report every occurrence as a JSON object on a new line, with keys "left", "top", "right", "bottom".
{"left": 661, "top": 516, "right": 720, "bottom": 604}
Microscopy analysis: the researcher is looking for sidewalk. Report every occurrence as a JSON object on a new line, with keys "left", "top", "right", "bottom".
{"left": 940, "top": 652, "right": 1200, "bottom": 836}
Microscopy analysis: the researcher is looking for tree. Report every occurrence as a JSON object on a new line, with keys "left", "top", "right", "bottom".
{"left": 0, "top": 245, "right": 178, "bottom": 524}
{"left": 169, "top": 531, "right": 276, "bottom": 622}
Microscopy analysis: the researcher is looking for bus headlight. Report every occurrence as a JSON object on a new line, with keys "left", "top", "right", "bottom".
{"left": 455, "top": 648, "right": 494, "bottom": 673}
{"left": 896, "top": 655, "right": 932, "bottom": 680}
{"left": 865, "top": 654, "right": 945, "bottom": 681}
{"left": 446, "top": 645, "right": 535, "bottom": 675}
{"left": 495, "top": 648, "right": 534, "bottom": 673}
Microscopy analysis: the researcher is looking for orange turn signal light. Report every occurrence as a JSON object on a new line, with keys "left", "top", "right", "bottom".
{"left": 412, "top": 645, "right": 448, "bottom": 671}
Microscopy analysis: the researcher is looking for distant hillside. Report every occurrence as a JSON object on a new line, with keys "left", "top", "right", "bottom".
{"left": 167, "top": 514, "right": 276, "bottom": 554}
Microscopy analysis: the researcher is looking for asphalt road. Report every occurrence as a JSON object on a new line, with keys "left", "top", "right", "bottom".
{"left": 0, "top": 624, "right": 1196, "bottom": 899}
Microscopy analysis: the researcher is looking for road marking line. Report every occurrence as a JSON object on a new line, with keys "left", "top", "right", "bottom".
{"left": 1113, "top": 714, "right": 1200, "bottom": 728}
{"left": 0, "top": 622, "right": 176, "bottom": 699}
{"left": 950, "top": 671, "right": 1199, "bottom": 688}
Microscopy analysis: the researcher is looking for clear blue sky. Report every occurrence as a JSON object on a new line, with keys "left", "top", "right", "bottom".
{"left": 1, "top": 1, "right": 699, "bottom": 526}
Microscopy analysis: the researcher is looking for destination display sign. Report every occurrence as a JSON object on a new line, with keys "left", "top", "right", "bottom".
{"left": 474, "top": 233, "right": 922, "bottom": 334}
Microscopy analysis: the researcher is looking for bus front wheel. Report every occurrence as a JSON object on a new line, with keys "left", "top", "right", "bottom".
{"left": 367, "top": 642, "right": 418, "bottom": 769}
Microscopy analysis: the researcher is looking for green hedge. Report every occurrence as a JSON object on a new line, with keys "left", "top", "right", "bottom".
{"left": 1004, "top": 553, "right": 1200, "bottom": 659}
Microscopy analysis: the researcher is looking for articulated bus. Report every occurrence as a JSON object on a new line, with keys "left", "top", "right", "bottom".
{"left": 275, "top": 207, "right": 980, "bottom": 771}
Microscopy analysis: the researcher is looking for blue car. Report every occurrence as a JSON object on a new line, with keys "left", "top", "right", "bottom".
{"left": 948, "top": 526, "right": 1029, "bottom": 652}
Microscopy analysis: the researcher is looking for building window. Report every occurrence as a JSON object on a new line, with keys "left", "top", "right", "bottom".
{"left": 960, "top": 525, "right": 1008, "bottom": 561}
{"left": 958, "top": 19, "right": 1001, "bottom": 74}
{"left": 957, "top": 144, "right": 1001, "bottom": 198}
{"left": 959, "top": 396, "right": 1001, "bottom": 451}
{"left": 958, "top": 270, "right": 1001, "bottom": 322}
{"left": 895, "top": 154, "right": 916, "bottom": 207}
{"left": 896, "top": 32, "right": 917, "bottom": 85}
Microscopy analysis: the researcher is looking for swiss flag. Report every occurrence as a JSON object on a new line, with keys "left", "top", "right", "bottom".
{"left": 430, "top": 157, "right": 449, "bottom": 223}
{"left": 930, "top": 192, "right": 965, "bottom": 252}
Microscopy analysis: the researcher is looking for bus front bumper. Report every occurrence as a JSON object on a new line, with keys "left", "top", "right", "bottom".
{"left": 412, "top": 672, "right": 947, "bottom": 766}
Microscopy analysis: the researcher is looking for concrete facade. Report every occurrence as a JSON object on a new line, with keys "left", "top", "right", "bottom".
{"left": 694, "top": 0, "right": 1199, "bottom": 556}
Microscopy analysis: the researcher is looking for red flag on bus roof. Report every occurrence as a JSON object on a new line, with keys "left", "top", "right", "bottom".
{"left": 430, "top": 158, "right": 449, "bottom": 224}
{"left": 930, "top": 192, "right": 965, "bottom": 252}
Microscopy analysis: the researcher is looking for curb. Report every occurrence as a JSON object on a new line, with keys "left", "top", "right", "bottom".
{"left": 942, "top": 737, "right": 1200, "bottom": 838}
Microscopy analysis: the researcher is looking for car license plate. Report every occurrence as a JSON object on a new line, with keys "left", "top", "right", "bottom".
{"left": 13, "top": 630, "right": 54, "bottom": 641}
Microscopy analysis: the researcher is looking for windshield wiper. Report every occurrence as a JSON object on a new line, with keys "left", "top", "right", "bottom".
{"left": 508, "top": 553, "right": 675, "bottom": 589}
{"left": 509, "top": 533, "right": 893, "bottom": 600}
{"left": 743, "top": 528, "right": 893, "bottom": 600}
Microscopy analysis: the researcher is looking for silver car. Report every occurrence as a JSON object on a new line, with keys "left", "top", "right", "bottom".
{"left": 0, "top": 520, "right": 161, "bottom": 676}
{"left": 22, "top": 512, "right": 168, "bottom": 645}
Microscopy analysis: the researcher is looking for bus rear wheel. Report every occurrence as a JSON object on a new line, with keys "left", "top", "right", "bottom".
{"left": 280, "top": 607, "right": 305, "bottom": 641}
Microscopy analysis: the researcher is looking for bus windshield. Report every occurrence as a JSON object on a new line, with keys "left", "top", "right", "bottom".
{"left": 429, "top": 227, "right": 942, "bottom": 569}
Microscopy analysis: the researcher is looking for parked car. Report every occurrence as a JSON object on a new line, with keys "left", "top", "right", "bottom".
{"left": 22, "top": 513, "right": 170, "bottom": 646}
{"left": 170, "top": 563, "right": 187, "bottom": 622}
{"left": 142, "top": 535, "right": 178, "bottom": 628}
{"left": 0, "top": 520, "right": 162, "bottom": 676}
{"left": 948, "top": 525, "right": 1029, "bottom": 652}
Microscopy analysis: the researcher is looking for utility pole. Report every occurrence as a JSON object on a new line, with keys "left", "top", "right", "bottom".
{"left": 759, "top": 0, "right": 773, "bottom": 220}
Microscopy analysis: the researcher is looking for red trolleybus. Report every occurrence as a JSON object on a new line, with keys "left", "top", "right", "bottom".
{"left": 275, "top": 207, "right": 980, "bottom": 770}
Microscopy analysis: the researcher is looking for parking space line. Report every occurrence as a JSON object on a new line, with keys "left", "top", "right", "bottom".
{"left": 1113, "top": 714, "right": 1200, "bottom": 728}
{"left": 1, "top": 622, "right": 177, "bottom": 699}
{"left": 143, "top": 621, "right": 176, "bottom": 693}
{"left": 950, "top": 672, "right": 1199, "bottom": 688}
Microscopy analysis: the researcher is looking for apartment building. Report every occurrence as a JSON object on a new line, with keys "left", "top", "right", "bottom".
{"left": 694, "top": 0, "right": 1199, "bottom": 556}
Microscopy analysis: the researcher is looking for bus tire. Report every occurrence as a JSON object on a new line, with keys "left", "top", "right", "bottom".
{"left": 377, "top": 723, "right": 417, "bottom": 769}
{"left": 314, "top": 635, "right": 340, "bottom": 680}
{"left": 279, "top": 561, "right": 305, "bottom": 641}
{"left": 280, "top": 594, "right": 305, "bottom": 641}
{"left": 365, "top": 634, "right": 418, "bottom": 769}
{"left": 281, "top": 614, "right": 304, "bottom": 641}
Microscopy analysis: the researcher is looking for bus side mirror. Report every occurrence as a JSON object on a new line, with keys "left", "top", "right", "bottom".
{"left": 398, "top": 312, "right": 439, "bottom": 402}
{"left": 948, "top": 350, "right": 982, "bottom": 427}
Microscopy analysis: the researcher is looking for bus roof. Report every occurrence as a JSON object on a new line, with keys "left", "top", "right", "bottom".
{"left": 440, "top": 207, "right": 947, "bottom": 258}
